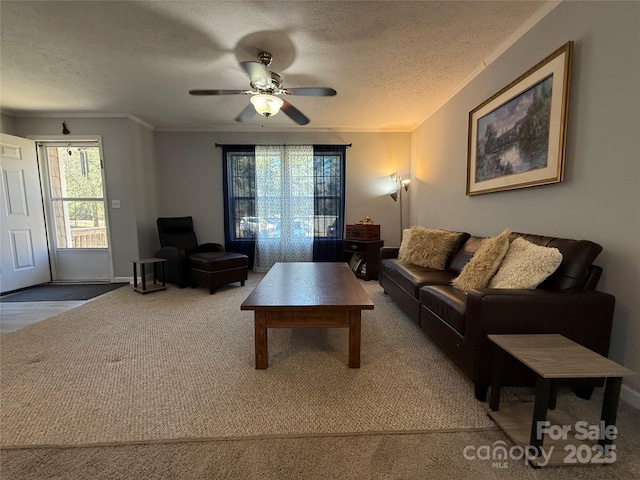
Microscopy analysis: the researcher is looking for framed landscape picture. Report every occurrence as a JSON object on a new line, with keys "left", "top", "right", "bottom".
{"left": 466, "top": 41, "right": 573, "bottom": 195}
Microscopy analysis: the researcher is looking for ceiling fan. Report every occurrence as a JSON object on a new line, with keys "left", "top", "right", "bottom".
{"left": 189, "top": 51, "right": 336, "bottom": 125}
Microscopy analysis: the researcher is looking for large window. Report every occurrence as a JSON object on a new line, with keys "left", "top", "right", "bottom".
{"left": 223, "top": 145, "right": 346, "bottom": 266}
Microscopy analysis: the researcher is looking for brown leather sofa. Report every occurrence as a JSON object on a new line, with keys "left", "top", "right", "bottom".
{"left": 379, "top": 232, "right": 615, "bottom": 401}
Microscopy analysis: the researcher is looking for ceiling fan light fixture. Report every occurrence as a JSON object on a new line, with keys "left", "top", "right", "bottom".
{"left": 250, "top": 94, "right": 284, "bottom": 118}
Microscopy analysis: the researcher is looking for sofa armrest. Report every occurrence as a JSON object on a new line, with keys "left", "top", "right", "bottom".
{"left": 380, "top": 247, "right": 400, "bottom": 260}
{"left": 465, "top": 288, "right": 615, "bottom": 384}
{"left": 466, "top": 288, "right": 615, "bottom": 343}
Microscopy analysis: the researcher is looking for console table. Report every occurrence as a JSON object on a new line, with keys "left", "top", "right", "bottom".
{"left": 488, "top": 334, "right": 634, "bottom": 467}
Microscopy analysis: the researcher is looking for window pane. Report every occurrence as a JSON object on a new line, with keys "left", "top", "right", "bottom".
{"left": 47, "top": 147, "right": 104, "bottom": 199}
{"left": 229, "top": 153, "right": 256, "bottom": 240}
{"left": 235, "top": 200, "right": 256, "bottom": 238}
{"left": 52, "top": 200, "right": 108, "bottom": 248}
{"left": 314, "top": 152, "right": 343, "bottom": 237}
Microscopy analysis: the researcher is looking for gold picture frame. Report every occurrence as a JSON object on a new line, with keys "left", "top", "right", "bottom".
{"left": 467, "top": 41, "right": 573, "bottom": 195}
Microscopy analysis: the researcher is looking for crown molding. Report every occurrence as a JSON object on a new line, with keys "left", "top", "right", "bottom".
{"left": 154, "top": 125, "right": 412, "bottom": 133}
{"left": 11, "top": 111, "right": 408, "bottom": 133}
{"left": 126, "top": 114, "right": 155, "bottom": 130}
{"left": 11, "top": 112, "right": 155, "bottom": 130}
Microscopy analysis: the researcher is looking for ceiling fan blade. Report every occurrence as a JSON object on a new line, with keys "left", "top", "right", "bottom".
{"left": 281, "top": 101, "right": 310, "bottom": 125}
{"left": 189, "top": 89, "right": 250, "bottom": 96}
{"left": 240, "top": 61, "right": 271, "bottom": 89}
{"left": 283, "top": 87, "right": 337, "bottom": 97}
{"left": 235, "top": 104, "right": 257, "bottom": 123}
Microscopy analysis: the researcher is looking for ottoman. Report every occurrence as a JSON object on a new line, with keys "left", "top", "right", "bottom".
{"left": 189, "top": 251, "right": 249, "bottom": 294}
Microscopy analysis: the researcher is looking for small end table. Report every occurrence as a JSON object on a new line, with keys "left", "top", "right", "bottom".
{"left": 132, "top": 258, "right": 167, "bottom": 294}
{"left": 342, "top": 239, "right": 384, "bottom": 280}
{"left": 488, "top": 334, "right": 634, "bottom": 467}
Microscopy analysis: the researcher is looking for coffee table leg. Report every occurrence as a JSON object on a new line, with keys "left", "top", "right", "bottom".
{"left": 348, "top": 311, "right": 361, "bottom": 368}
{"left": 255, "top": 311, "right": 268, "bottom": 369}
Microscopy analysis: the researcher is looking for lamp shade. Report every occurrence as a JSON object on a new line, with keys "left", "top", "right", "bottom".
{"left": 250, "top": 94, "right": 284, "bottom": 117}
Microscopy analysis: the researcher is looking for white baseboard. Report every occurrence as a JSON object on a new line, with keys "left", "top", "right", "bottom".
{"left": 621, "top": 384, "right": 640, "bottom": 411}
{"left": 114, "top": 277, "right": 133, "bottom": 283}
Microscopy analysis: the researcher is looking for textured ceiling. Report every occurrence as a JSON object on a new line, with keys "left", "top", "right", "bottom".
{"left": 0, "top": 1, "right": 547, "bottom": 131}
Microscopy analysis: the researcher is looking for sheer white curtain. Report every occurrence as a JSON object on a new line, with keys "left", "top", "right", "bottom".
{"left": 254, "top": 145, "right": 314, "bottom": 272}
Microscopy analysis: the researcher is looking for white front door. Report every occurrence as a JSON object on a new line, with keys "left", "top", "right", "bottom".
{"left": 39, "top": 140, "right": 111, "bottom": 281}
{"left": 0, "top": 134, "right": 51, "bottom": 293}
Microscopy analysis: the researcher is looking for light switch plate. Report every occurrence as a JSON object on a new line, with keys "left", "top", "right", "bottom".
{"left": 111, "top": 200, "right": 121, "bottom": 209}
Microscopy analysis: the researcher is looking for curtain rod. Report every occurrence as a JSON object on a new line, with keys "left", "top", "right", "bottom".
{"left": 214, "top": 143, "right": 352, "bottom": 148}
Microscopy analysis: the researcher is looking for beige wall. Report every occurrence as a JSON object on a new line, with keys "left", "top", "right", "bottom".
{"left": 409, "top": 1, "right": 640, "bottom": 400}
{"left": 130, "top": 120, "right": 158, "bottom": 259}
{"left": 153, "top": 131, "right": 411, "bottom": 248}
{"left": 0, "top": 112, "right": 16, "bottom": 135}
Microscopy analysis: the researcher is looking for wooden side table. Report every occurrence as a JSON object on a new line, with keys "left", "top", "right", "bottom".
{"left": 342, "top": 239, "right": 384, "bottom": 280}
{"left": 132, "top": 258, "right": 167, "bottom": 294}
{"left": 488, "top": 334, "right": 634, "bottom": 467}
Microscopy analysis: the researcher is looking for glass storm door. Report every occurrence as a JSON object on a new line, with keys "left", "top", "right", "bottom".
{"left": 40, "top": 141, "right": 111, "bottom": 281}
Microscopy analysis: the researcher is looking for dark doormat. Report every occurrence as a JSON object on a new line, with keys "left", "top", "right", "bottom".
{"left": 0, "top": 283, "right": 129, "bottom": 302}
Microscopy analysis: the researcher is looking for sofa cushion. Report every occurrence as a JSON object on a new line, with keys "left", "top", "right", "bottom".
{"left": 511, "top": 233, "right": 603, "bottom": 290}
{"left": 420, "top": 285, "right": 467, "bottom": 334}
{"left": 398, "top": 227, "right": 467, "bottom": 270}
{"left": 446, "top": 236, "right": 484, "bottom": 276}
{"left": 452, "top": 230, "right": 510, "bottom": 293}
{"left": 488, "top": 238, "right": 562, "bottom": 289}
{"left": 382, "top": 259, "right": 455, "bottom": 296}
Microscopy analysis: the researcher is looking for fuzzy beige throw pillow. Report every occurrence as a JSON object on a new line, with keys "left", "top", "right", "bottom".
{"left": 488, "top": 237, "right": 563, "bottom": 289}
{"left": 398, "top": 227, "right": 463, "bottom": 270}
{"left": 452, "top": 230, "right": 510, "bottom": 293}
{"left": 398, "top": 229, "right": 414, "bottom": 261}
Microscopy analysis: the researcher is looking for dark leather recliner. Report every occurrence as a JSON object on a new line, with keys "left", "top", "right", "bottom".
{"left": 155, "top": 216, "right": 224, "bottom": 288}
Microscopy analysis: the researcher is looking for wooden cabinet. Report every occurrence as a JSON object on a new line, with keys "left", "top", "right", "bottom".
{"left": 343, "top": 239, "right": 384, "bottom": 281}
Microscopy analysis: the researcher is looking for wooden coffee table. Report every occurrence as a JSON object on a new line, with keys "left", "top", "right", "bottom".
{"left": 240, "top": 262, "right": 374, "bottom": 369}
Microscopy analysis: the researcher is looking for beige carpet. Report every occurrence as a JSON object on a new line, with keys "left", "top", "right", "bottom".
{"left": 2, "top": 408, "right": 640, "bottom": 479}
{"left": 2, "top": 272, "right": 492, "bottom": 447}
{"left": 2, "top": 271, "right": 640, "bottom": 478}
